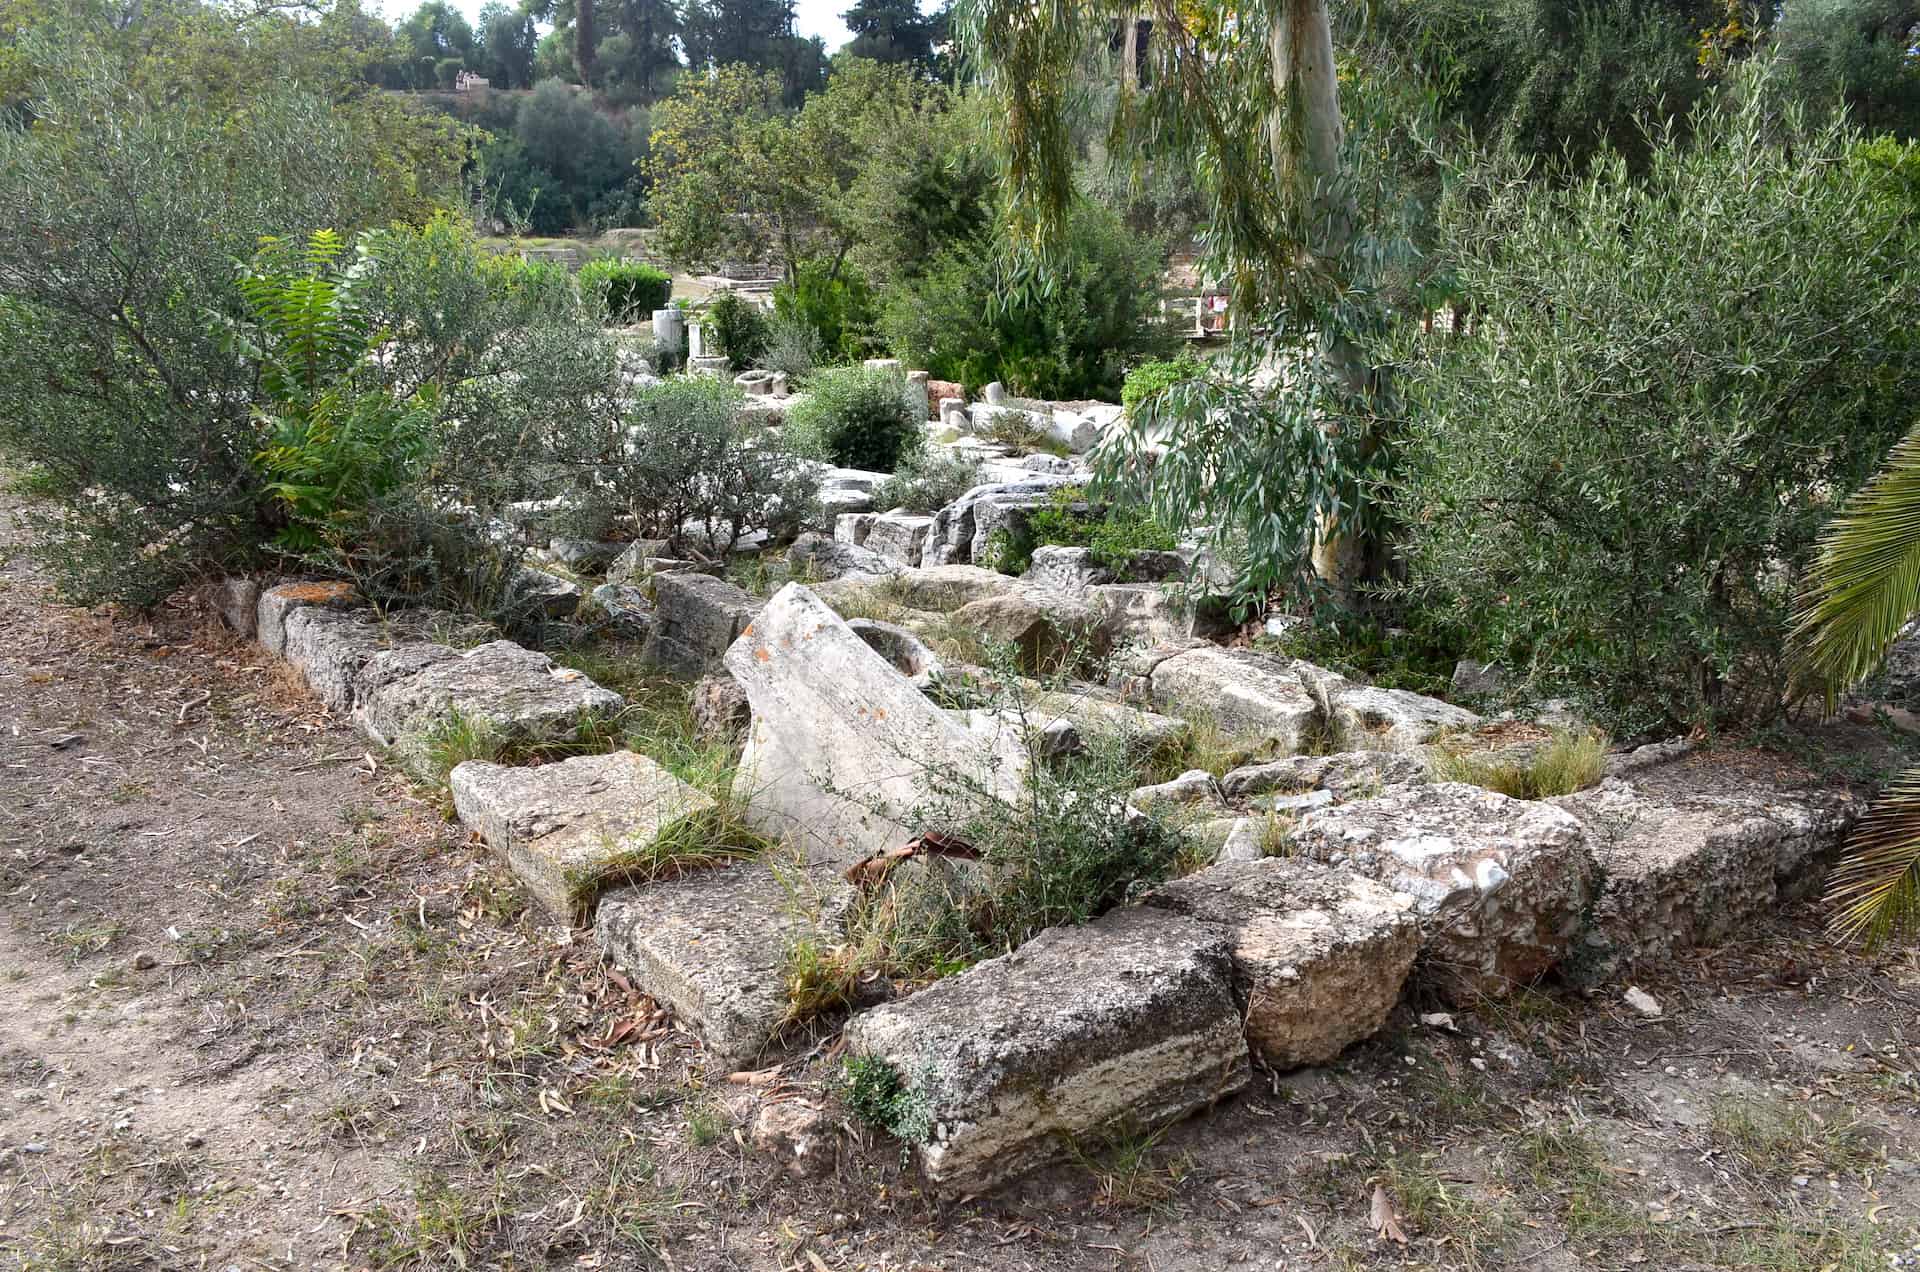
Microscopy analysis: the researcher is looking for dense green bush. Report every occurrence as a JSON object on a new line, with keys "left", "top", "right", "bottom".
{"left": 881, "top": 202, "right": 1174, "bottom": 400}
{"left": 983, "top": 487, "right": 1178, "bottom": 577}
{"left": 577, "top": 258, "right": 673, "bottom": 323}
{"left": 871, "top": 448, "right": 982, "bottom": 515}
{"left": 573, "top": 377, "right": 816, "bottom": 554}
{"left": 1390, "top": 76, "right": 1920, "bottom": 733}
{"left": 772, "top": 260, "right": 880, "bottom": 361}
{"left": 702, "top": 292, "right": 771, "bottom": 372}
{"left": 755, "top": 309, "right": 825, "bottom": 381}
{"left": 784, "top": 365, "right": 925, "bottom": 473}
{"left": 1121, "top": 352, "right": 1210, "bottom": 416}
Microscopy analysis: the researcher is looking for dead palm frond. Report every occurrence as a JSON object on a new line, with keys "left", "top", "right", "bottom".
{"left": 1825, "top": 766, "right": 1920, "bottom": 946}
{"left": 1792, "top": 417, "right": 1920, "bottom": 945}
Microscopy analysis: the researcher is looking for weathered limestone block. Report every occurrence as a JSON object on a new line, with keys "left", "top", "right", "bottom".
{"left": 642, "top": 573, "right": 762, "bottom": 678}
{"left": 951, "top": 586, "right": 1101, "bottom": 673}
{"left": 724, "top": 584, "right": 1024, "bottom": 866}
{"left": 1221, "top": 752, "right": 1430, "bottom": 804}
{"left": 588, "top": 583, "right": 653, "bottom": 640}
{"left": 691, "top": 672, "right": 751, "bottom": 742}
{"left": 536, "top": 539, "right": 625, "bottom": 574}
{"left": 1551, "top": 762, "right": 1862, "bottom": 978}
{"left": 883, "top": 564, "right": 1018, "bottom": 612}
{"left": 1130, "top": 769, "right": 1228, "bottom": 816}
{"left": 256, "top": 580, "right": 360, "bottom": 658}
{"left": 844, "top": 907, "right": 1250, "bottom": 1192}
{"left": 1023, "top": 687, "right": 1187, "bottom": 758}
{"left": 596, "top": 864, "right": 851, "bottom": 1069}
{"left": 451, "top": 751, "right": 715, "bottom": 921}
{"left": 352, "top": 640, "right": 625, "bottom": 778}
{"left": 1329, "top": 685, "right": 1481, "bottom": 750}
{"left": 1144, "top": 858, "right": 1420, "bottom": 1069}
{"left": 787, "top": 532, "right": 900, "bottom": 583}
{"left": 1291, "top": 783, "right": 1592, "bottom": 1002}
{"left": 217, "top": 577, "right": 263, "bottom": 638}
{"left": 1089, "top": 584, "right": 1194, "bottom": 647}
{"left": 930, "top": 477, "right": 1083, "bottom": 566}
{"left": 511, "top": 566, "right": 584, "bottom": 620}
{"left": 1149, "top": 647, "right": 1323, "bottom": 753}
{"left": 834, "top": 512, "right": 878, "bottom": 546}
{"left": 864, "top": 513, "right": 936, "bottom": 568}
{"left": 1024, "top": 546, "right": 1111, "bottom": 596}
{"left": 282, "top": 607, "right": 387, "bottom": 713}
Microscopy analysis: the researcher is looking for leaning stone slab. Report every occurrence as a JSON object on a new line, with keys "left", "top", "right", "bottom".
{"left": 1329, "top": 685, "right": 1480, "bottom": 750}
{"left": 724, "top": 584, "right": 1024, "bottom": 866}
{"left": 1149, "top": 647, "right": 1323, "bottom": 753}
{"left": 352, "top": 640, "right": 625, "bottom": 779}
{"left": 596, "top": 864, "right": 850, "bottom": 1070}
{"left": 843, "top": 907, "right": 1249, "bottom": 1193}
{"left": 1291, "top": 782, "right": 1592, "bottom": 1002}
{"left": 1143, "top": 858, "right": 1419, "bottom": 1069}
{"left": 256, "top": 580, "right": 360, "bottom": 658}
{"left": 641, "top": 572, "right": 761, "bottom": 679}
{"left": 451, "top": 751, "right": 715, "bottom": 922}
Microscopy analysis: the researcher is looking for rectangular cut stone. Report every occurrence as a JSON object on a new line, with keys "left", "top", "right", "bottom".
{"left": 1292, "top": 782, "right": 1592, "bottom": 1003}
{"left": 1143, "top": 858, "right": 1418, "bottom": 1069}
{"left": 255, "top": 580, "right": 359, "bottom": 657}
{"left": 641, "top": 572, "right": 761, "bottom": 679}
{"left": 844, "top": 907, "right": 1249, "bottom": 1193}
{"left": 217, "top": 577, "right": 262, "bottom": 638}
{"left": 282, "top": 608, "right": 386, "bottom": 713}
{"left": 596, "top": 864, "right": 851, "bottom": 1070}
{"left": 863, "top": 514, "right": 935, "bottom": 567}
{"left": 451, "top": 751, "right": 716, "bottom": 921}
{"left": 352, "top": 640, "right": 625, "bottom": 780}
{"left": 1329, "top": 685, "right": 1481, "bottom": 749}
{"left": 1552, "top": 766, "right": 1861, "bottom": 979}
{"left": 1149, "top": 647, "right": 1323, "bottom": 752}
{"left": 724, "top": 584, "right": 1023, "bottom": 866}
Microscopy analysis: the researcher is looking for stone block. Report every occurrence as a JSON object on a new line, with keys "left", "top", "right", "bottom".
{"left": 217, "top": 577, "right": 262, "bottom": 638}
{"left": 282, "top": 607, "right": 386, "bottom": 713}
{"left": 883, "top": 564, "right": 1019, "bottom": 612}
{"left": 787, "top": 532, "right": 900, "bottom": 583}
{"left": 864, "top": 514, "right": 936, "bottom": 567}
{"left": 1292, "top": 783, "right": 1592, "bottom": 1002}
{"left": 725, "top": 584, "right": 1024, "bottom": 866}
{"left": 847, "top": 618, "right": 944, "bottom": 685}
{"left": 1329, "top": 685, "right": 1480, "bottom": 750}
{"left": 606, "top": 540, "right": 674, "bottom": 586}
{"left": 844, "top": 907, "right": 1248, "bottom": 1192}
{"left": 510, "top": 566, "right": 584, "bottom": 620}
{"left": 256, "top": 580, "right": 360, "bottom": 658}
{"left": 642, "top": 572, "right": 761, "bottom": 679}
{"left": 1129, "top": 769, "right": 1227, "bottom": 816}
{"left": 1024, "top": 546, "right": 1112, "bottom": 596}
{"left": 1221, "top": 752, "right": 1429, "bottom": 803}
{"left": 596, "top": 864, "right": 851, "bottom": 1069}
{"left": 1144, "top": 857, "right": 1418, "bottom": 1068}
{"left": 352, "top": 640, "right": 625, "bottom": 779}
{"left": 588, "top": 583, "right": 653, "bottom": 640}
{"left": 1149, "top": 647, "right": 1324, "bottom": 753}
{"left": 691, "top": 672, "right": 751, "bottom": 742}
{"left": 833, "top": 513, "right": 877, "bottom": 546}
{"left": 451, "top": 751, "right": 716, "bottom": 921}
{"left": 951, "top": 586, "right": 1101, "bottom": 673}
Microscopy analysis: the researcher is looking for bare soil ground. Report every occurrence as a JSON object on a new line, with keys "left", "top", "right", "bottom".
{"left": 2, "top": 495, "right": 1918, "bottom": 1271}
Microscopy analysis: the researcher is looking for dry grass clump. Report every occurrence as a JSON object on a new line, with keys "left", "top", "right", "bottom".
{"left": 1431, "top": 728, "right": 1607, "bottom": 799}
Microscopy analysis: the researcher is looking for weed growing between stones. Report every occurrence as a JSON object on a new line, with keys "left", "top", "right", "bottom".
{"left": 840, "top": 1054, "right": 934, "bottom": 1145}
{"left": 1067, "top": 1124, "right": 1191, "bottom": 1209}
{"left": 1430, "top": 728, "right": 1608, "bottom": 799}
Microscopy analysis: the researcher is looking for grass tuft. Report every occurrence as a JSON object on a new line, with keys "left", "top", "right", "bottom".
{"left": 1431, "top": 728, "right": 1607, "bottom": 799}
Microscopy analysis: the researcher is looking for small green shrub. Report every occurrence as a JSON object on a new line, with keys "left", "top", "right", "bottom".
{"left": 772, "top": 259, "right": 879, "bottom": 360}
{"left": 871, "top": 448, "right": 982, "bottom": 514}
{"left": 577, "top": 258, "right": 672, "bottom": 323}
{"left": 755, "top": 309, "right": 825, "bottom": 381}
{"left": 978, "top": 409, "right": 1066, "bottom": 457}
{"left": 1121, "top": 352, "right": 1208, "bottom": 416}
{"left": 984, "top": 487, "right": 1177, "bottom": 577}
{"left": 1257, "top": 617, "right": 1459, "bottom": 697}
{"left": 785, "top": 364, "right": 924, "bottom": 473}
{"left": 702, "top": 292, "right": 769, "bottom": 372}
{"left": 840, "top": 1055, "right": 933, "bottom": 1144}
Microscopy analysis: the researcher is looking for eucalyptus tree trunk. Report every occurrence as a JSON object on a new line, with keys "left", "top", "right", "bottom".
{"left": 1271, "top": 0, "right": 1371, "bottom": 598}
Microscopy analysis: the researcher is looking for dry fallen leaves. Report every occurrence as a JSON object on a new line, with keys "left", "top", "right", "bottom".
{"left": 1370, "top": 1182, "right": 1409, "bottom": 1245}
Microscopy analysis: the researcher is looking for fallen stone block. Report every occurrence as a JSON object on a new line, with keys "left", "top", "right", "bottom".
{"left": 1221, "top": 752, "right": 1430, "bottom": 804}
{"left": 216, "top": 577, "right": 262, "bottom": 638}
{"left": 451, "top": 751, "right": 716, "bottom": 921}
{"left": 833, "top": 512, "right": 877, "bottom": 546}
{"left": 724, "top": 584, "right": 1024, "bottom": 866}
{"left": 848, "top": 618, "right": 944, "bottom": 686}
{"left": 1022, "top": 687, "right": 1187, "bottom": 758}
{"left": 691, "top": 672, "right": 751, "bottom": 742}
{"left": 1130, "top": 769, "right": 1227, "bottom": 816}
{"left": 588, "top": 583, "right": 653, "bottom": 640}
{"left": 1551, "top": 761, "right": 1861, "bottom": 978}
{"left": 951, "top": 586, "right": 1101, "bottom": 673}
{"left": 864, "top": 513, "right": 937, "bottom": 568}
{"left": 1144, "top": 857, "right": 1420, "bottom": 1069}
{"left": 1149, "top": 647, "right": 1324, "bottom": 753}
{"left": 606, "top": 540, "right": 675, "bottom": 586}
{"left": 787, "top": 533, "right": 901, "bottom": 583}
{"left": 642, "top": 572, "right": 761, "bottom": 679}
{"left": 352, "top": 640, "right": 625, "bottom": 779}
{"left": 1329, "top": 685, "right": 1480, "bottom": 750}
{"left": 1024, "top": 546, "right": 1111, "bottom": 596}
{"left": 596, "top": 863, "right": 851, "bottom": 1070}
{"left": 536, "top": 539, "right": 625, "bottom": 574}
{"left": 1291, "top": 782, "right": 1592, "bottom": 1002}
{"left": 883, "top": 564, "right": 1020, "bottom": 612}
{"left": 255, "top": 580, "right": 360, "bottom": 658}
{"left": 282, "top": 607, "right": 387, "bottom": 713}
{"left": 510, "top": 566, "right": 584, "bottom": 620}
{"left": 843, "top": 907, "right": 1249, "bottom": 1192}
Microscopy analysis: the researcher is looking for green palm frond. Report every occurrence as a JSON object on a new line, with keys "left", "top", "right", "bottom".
{"left": 1827, "top": 764, "right": 1920, "bottom": 947}
{"left": 1790, "top": 417, "right": 1920, "bottom": 707}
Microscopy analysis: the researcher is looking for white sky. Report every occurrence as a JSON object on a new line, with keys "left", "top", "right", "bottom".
{"left": 372, "top": 0, "right": 856, "bottom": 54}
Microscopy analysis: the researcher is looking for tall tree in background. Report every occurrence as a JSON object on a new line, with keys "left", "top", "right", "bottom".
{"left": 599, "top": 0, "right": 683, "bottom": 100}
{"left": 476, "top": 1, "right": 538, "bottom": 88}
{"left": 575, "top": 0, "right": 599, "bottom": 84}
{"left": 844, "top": 0, "right": 938, "bottom": 68}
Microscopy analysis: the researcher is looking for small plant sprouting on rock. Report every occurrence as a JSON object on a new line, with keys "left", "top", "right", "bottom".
{"left": 840, "top": 1055, "right": 932, "bottom": 1145}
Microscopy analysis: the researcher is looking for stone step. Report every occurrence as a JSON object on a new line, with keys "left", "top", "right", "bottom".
{"left": 843, "top": 906, "right": 1249, "bottom": 1194}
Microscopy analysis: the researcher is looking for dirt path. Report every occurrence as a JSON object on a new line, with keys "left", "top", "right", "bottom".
{"left": 3, "top": 494, "right": 1919, "bottom": 1272}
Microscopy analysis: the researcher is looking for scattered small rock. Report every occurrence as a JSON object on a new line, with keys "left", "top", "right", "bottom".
{"left": 131, "top": 951, "right": 157, "bottom": 971}
{"left": 1623, "top": 986, "right": 1663, "bottom": 1018}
